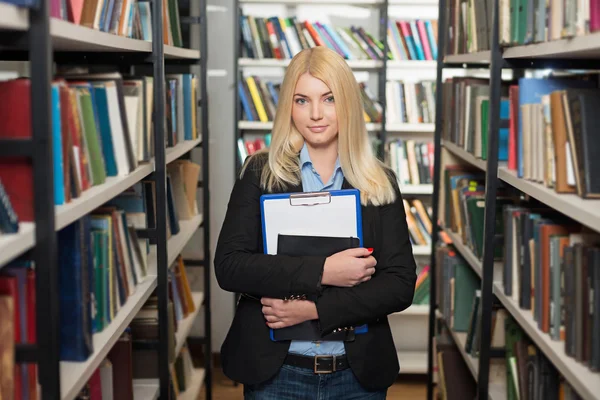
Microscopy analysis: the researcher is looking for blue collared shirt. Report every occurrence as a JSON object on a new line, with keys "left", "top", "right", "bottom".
{"left": 288, "top": 143, "right": 346, "bottom": 356}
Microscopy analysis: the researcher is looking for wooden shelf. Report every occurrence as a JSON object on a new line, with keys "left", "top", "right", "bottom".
{"left": 178, "top": 368, "right": 206, "bottom": 400}
{"left": 240, "top": 0, "right": 383, "bottom": 4}
{"left": 444, "top": 51, "right": 491, "bottom": 65}
{"left": 55, "top": 163, "right": 154, "bottom": 230}
{"left": 164, "top": 45, "right": 201, "bottom": 60}
{"left": 397, "top": 351, "right": 428, "bottom": 374}
{"left": 174, "top": 292, "right": 204, "bottom": 357}
{"left": 503, "top": 31, "right": 600, "bottom": 59}
{"left": 443, "top": 229, "right": 483, "bottom": 278}
{"left": 166, "top": 215, "right": 204, "bottom": 267}
{"left": 412, "top": 245, "right": 432, "bottom": 256}
{"left": 386, "top": 123, "right": 435, "bottom": 133}
{"left": 0, "top": 223, "right": 35, "bottom": 269}
{"left": 0, "top": 139, "right": 202, "bottom": 269}
{"left": 133, "top": 382, "right": 159, "bottom": 400}
{"left": 0, "top": 2, "right": 28, "bottom": 30}
{"left": 239, "top": 121, "right": 382, "bottom": 131}
{"left": 493, "top": 282, "right": 600, "bottom": 400}
{"left": 399, "top": 184, "right": 433, "bottom": 195}
{"left": 166, "top": 138, "right": 203, "bottom": 164}
{"left": 442, "top": 140, "right": 488, "bottom": 171}
{"left": 60, "top": 276, "right": 158, "bottom": 400}
{"left": 387, "top": 60, "right": 437, "bottom": 69}
{"left": 51, "top": 19, "right": 152, "bottom": 52}
{"left": 239, "top": 57, "right": 383, "bottom": 69}
{"left": 498, "top": 167, "right": 600, "bottom": 233}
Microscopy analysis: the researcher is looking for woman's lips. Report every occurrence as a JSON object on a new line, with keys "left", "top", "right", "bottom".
{"left": 308, "top": 125, "right": 328, "bottom": 133}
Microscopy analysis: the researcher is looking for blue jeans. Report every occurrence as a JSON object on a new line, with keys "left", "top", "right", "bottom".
{"left": 244, "top": 364, "right": 388, "bottom": 399}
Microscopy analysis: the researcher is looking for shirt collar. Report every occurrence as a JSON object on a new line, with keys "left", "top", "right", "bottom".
{"left": 300, "top": 143, "right": 342, "bottom": 171}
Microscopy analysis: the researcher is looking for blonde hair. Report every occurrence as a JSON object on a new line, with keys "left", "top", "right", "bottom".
{"left": 241, "top": 47, "right": 396, "bottom": 206}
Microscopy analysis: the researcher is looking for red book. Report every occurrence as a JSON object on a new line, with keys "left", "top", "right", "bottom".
{"left": 592, "top": 0, "right": 600, "bottom": 32}
{"left": 88, "top": 368, "right": 103, "bottom": 400}
{"left": 0, "top": 79, "right": 34, "bottom": 222}
{"left": 508, "top": 85, "right": 519, "bottom": 171}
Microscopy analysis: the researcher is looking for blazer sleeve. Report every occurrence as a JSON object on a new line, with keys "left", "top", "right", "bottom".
{"left": 314, "top": 176, "right": 417, "bottom": 335}
{"left": 214, "top": 155, "right": 327, "bottom": 299}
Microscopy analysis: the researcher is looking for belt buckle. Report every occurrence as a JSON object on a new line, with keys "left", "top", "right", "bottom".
{"left": 314, "top": 355, "right": 336, "bottom": 374}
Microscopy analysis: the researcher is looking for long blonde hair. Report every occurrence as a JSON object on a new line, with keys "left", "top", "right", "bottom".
{"left": 241, "top": 46, "right": 396, "bottom": 206}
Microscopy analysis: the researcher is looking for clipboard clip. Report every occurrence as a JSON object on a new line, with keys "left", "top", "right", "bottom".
{"left": 289, "top": 192, "right": 332, "bottom": 206}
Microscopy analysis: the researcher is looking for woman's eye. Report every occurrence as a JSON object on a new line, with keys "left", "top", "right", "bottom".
{"left": 325, "top": 96, "right": 334, "bottom": 103}
{"left": 295, "top": 98, "right": 306, "bottom": 105}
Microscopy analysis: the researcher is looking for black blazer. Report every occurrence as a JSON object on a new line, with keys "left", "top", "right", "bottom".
{"left": 214, "top": 153, "right": 417, "bottom": 391}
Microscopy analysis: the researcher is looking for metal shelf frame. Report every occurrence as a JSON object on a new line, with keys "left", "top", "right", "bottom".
{"left": 427, "top": 1, "right": 600, "bottom": 399}
{"left": 2, "top": 0, "right": 212, "bottom": 398}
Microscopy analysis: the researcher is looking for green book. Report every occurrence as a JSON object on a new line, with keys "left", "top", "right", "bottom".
{"left": 453, "top": 262, "right": 480, "bottom": 332}
{"left": 77, "top": 88, "right": 107, "bottom": 185}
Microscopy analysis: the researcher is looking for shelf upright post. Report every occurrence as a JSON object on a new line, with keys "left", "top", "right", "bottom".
{"left": 476, "top": 0, "right": 503, "bottom": 397}
{"left": 426, "top": 0, "right": 448, "bottom": 397}
{"left": 378, "top": 0, "right": 389, "bottom": 159}
{"left": 151, "top": 0, "right": 170, "bottom": 396}
{"left": 199, "top": 0, "right": 212, "bottom": 397}
{"left": 29, "top": 0, "right": 60, "bottom": 397}
{"left": 234, "top": 0, "right": 242, "bottom": 175}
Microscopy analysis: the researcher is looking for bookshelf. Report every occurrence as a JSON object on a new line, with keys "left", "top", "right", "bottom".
{"left": 0, "top": 0, "right": 212, "bottom": 398}
{"left": 233, "top": 0, "right": 438, "bottom": 377}
{"left": 427, "top": 0, "right": 600, "bottom": 399}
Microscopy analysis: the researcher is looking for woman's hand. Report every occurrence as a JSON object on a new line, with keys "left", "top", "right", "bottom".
{"left": 261, "top": 297, "right": 319, "bottom": 329}
{"left": 321, "top": 248, "right": 376, "bottom": 287}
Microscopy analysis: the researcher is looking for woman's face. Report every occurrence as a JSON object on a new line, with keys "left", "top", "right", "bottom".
{"left": 291, "top": 73, "right": 338, "bottom": 149}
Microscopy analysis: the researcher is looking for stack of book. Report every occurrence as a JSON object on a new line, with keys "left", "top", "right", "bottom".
{"left": 412, "top": 265, "right": 430, "bottom": 305}
{"left": 239, "top": 13, "right": 386, "bottom": 61}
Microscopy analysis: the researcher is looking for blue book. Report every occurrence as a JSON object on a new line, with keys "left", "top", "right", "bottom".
{"left": 0, "top": 0, "right": 37, "bottom": 7}
{"left": 238, "top": 81, "right": 254, "bottom": 121}
{"left": 0, "top": 178, "right": 18, "bottom": 233}
{"left": 266, "top": 82, "right": 279, "bottom": 107}
{"left": 409, "top": 21, "right": 425, "bottom": 60}
{"left": 59, "top": 217, "right": 94, "bottom": 362}
{"left": 170, "top": 80, "right": 177, "bottom": 140}
{"left": 92, "top": 86, "right": 118, "bottom": 177}
{"left": 51, "top": 84, "right": 65, "bottom": 206}
{"left": 183, "top": 74, "right": 193, "bottom": 141}
{"left": 270, "top": 17, "right": 292, "bottom": 59}
{"left": 323, "top": 23, "right": 351, "bottom": 59}
{"left": 389, "top": 21, "right": 408, "bottom": 60}
{"left": 499, "top": 99, "right": 510, "bottom": 161}
{"left": 424, "top": 21, "right": 438, "bottom": 60}
{"left": 517, "top": 78, "right": 595, "bottom": 178}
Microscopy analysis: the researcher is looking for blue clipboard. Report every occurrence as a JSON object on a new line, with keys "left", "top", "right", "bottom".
{"left": 260, "top": 189, "right": 368, "bottom": 339}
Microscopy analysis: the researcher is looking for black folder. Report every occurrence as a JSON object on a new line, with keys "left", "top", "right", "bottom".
{"left": 270, "top": 234, "right": 360, "bottom": 342}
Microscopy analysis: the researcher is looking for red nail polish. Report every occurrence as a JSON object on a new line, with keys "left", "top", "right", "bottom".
{"left": 367, "top": 248, "right": 373, "bottom": 252}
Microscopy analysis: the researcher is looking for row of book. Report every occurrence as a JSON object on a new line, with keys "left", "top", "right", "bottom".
{"left": 49, "top": 0, "right": 182, "bottom": 46}
{"left": 238, "top": 76, "right": 382, "bottom": 124}
{"left": 240, "top": 13, "right": 440, "bottom": 62}
{"left": 441, "top": 75, "right": 600, "bottom": 200}
{"left": 440, "top": 160, "right": 600, "bottom": 374}
{"left": 434, "top": 246, "right": 586, "bottom": 400}
{"left": 0, "top": 72, "right": 200, "bottom": 231}
{"left": 404, "top": 199, "right": 433, "bottom": 248}
{"left": 385, "top": 140, "right": 434, "bottom": 187}
{"left": 446, "top": 0, "right": 600, "bottom": 55}
{"left": 240, "top": 14, "right": 384, "bottom": 61}
{"left": 509, "top": 77, "right": 600, "bottom": 199}
{"left": 74, "top": 260, "right": 198, "bottom": 399}
{"left": 501, "top": 204, "right": 600, "bottom": 371}
{"left": 386, "top": 80, "right": 436, "bottom": 125}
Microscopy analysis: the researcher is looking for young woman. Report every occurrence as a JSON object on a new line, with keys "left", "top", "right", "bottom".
{"left": 215, "top": 46, "right": 417, "bottom": 399}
